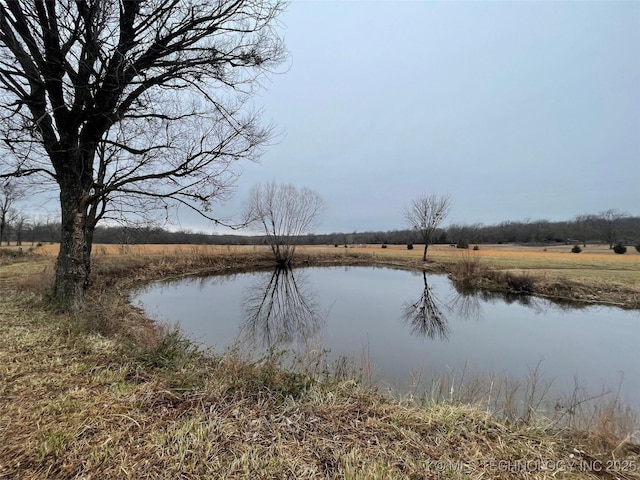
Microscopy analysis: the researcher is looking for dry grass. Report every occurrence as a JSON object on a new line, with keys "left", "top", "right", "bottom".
{"left": 4, "top": 241, "right": 640, "bottom": 307}
{"left": 309, "top": 244, "right": 640, "bottom": 308}
{"left": 313, "top": 243, "right": 640, "bottom": 275}
{"left": 1, "top": 246, "right": 639, "bottom": 479}
{"left": 36, "top": 243, "right": 265, "bottom": 257}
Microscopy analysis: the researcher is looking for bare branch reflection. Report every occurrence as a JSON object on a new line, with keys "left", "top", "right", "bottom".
{"left": 240, "top": 267, "right": 323, "bottom": 348}
{"left": 451, "top": 282, "right": 549, "bottom": 316}
{"left": 401, "top": 271, "right": 450, "bottom": 340}
{"left": 448, "top": 283, "right": 483, "bottom": 322}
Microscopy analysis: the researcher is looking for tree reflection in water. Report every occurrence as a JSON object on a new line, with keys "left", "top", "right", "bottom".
{"left": 401, "top": 271, "right": 450, "bottom": 340}
{"left": 450, "top": 281, "right": 552, "bottom": 317}
{"left": 448, "top": 283, "right": 482, "bottom": 322}
{"left": 403, "top": 272, "right": 577, "bottom": 341}
{"left": 240, "top": 267, "right": 324, "bottom": 348}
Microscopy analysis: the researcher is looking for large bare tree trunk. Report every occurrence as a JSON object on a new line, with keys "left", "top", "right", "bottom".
{"left": 52, "top": 153, "right": 94, "bottom": 311}
{"left": 54, "top": 189, "right": 91, "bottom": 311}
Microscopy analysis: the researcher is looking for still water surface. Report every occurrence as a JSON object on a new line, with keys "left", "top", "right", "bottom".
{"left": 133, "top": 266, "right": 639, "bottom": 406}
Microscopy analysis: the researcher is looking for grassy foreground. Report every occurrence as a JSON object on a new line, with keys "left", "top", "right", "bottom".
{"left": 1, "top": 245, "right": 639, "bottom": 479}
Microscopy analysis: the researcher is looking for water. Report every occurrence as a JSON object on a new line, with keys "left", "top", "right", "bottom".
{"left": 132, "top": 266, "right": 640, "bottom": 407}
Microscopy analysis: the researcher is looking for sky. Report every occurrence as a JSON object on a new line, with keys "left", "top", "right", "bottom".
{"left": 22, "top": 0, "right": 640, "bottom": 235}
{"left": 199, "top": 0, "right": 640, "bottom": 235}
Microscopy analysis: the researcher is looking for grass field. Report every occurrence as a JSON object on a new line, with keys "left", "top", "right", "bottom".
{"left": 2, "top": 240, "right": 639, "bottom": 312}
{"left": 350, "top": 243, "right": 640, "bottom": 290}
{"left": 32, "top": 241, "right": 640, "bottom": 278}
{"left": 1, "top": 244, "right": 639, "bottom": 479}
{"left": 7, "top": 241, "right": 640, "bottom": 307}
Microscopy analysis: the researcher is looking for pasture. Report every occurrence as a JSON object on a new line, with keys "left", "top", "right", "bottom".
{"left": 340, "top": 243, "right": 640, "bottom": 286}
{"left": 10, "top": 241, "right": 640, "bottom": 297}
{"left": 6, "top": 241, "right": 638, "bottom": 309}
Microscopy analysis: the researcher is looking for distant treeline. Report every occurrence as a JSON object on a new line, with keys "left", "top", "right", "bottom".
{"left": 300, "top": 215, "right": 640, "bottom": 247}
{"left": 9, "top": 214, "right": 640, "bottom": 248}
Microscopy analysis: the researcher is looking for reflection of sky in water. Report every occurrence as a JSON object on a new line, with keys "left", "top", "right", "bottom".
{"left": 133, "top": 267, "right": 640, "bottom": 407}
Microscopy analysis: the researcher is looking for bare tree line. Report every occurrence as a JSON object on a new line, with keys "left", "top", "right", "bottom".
{"left": 4, "top": 210, "right": 638, "bottom": 250}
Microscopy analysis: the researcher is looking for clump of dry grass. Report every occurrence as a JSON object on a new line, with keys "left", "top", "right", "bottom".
{"left": 400, "top": 361, "right": 639, "bottom": 443}
{"left": 447, "top": 248, "right": 640, "bottom": 308}
{"left": 453, "top": 254, "right": 536, "bottom": 295}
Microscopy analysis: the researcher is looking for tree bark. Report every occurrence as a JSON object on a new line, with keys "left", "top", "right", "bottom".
{"left": 422, "top": 243, "right": 429, "bottom": 262}
{"left": 53, "top": 185, "right": 91, "bottom": 311}
{"left": 51, "top": 146, "right": 95, "bottom": 311}
{"left": 0, "top": 216, "right": 5, "bottom": 245}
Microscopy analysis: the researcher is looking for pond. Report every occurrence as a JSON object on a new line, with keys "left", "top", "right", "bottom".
{"left": 132, "top": 266, "right": 640, "bottom": 409}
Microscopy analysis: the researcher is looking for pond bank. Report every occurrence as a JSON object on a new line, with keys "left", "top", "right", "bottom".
{"left": 1, "top": 250, "right": 639, "bottom": 479}
{"left": 11, "top": 242, "right": 640, "bottom": 309}
{"left": 109, "top": 247, "right": 640, "bottom": 309}
{"left": 0, "top": 256, "right": 640, "bottom": 479}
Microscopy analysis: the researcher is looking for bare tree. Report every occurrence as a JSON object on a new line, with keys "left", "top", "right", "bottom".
{"left": 243, "top": 182, "right": 324, "bottom": 265}
{"left": 0, "top": 180, "right": 24, "bottom": 245}
{"left": 0, "top": 1, "right": 286, "bottom": 310}
{"left": 12, "top": 212, "right": 27, "bottom": 246}
{"left": 403, "top": 193, "right": 452, "bottom": 261}
{"left": 596, "top": 209, "right": 628, "bottom": 249}
{"left": 573, "top": 214, "right": 594, "bottom": 247}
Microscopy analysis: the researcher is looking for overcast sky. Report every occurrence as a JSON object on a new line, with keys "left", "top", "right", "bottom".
{"left": 197, "top": 0, "right": 638, "bottom": 235}
{"left": 24, "top": 1, "right": 640, "bottom": 235}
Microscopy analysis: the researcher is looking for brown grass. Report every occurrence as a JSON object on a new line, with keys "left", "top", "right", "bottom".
{"left": 314, "top": 243, "right": 640, "bottom": 308}
{"left": 1, "top": 246, "right": 639, "bottom": 479}
{"left": 4, "top": 241, "right": 639, "bottom": 308}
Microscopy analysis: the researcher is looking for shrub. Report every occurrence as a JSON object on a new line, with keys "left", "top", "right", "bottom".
{"left": 571, "top": 245, "right": 582, "bottom": 253}
{"left": 613, "top": 243, "right": 627, "bottom": 254}
{"left": 381, "top": 244, "right": 387, "bottom": 249}
{"left": 636, "top": 244, "right": 640, "bottom": 253}
{"left": 456, "top": 241, "right": 469, "bottom": 249}
{"left": 0, "top": 248, "right": 25, "bottom": 258}
{"left": 505, "top": 271, "right": 535, "bottom": 294}
{"left": 454, "top": 250, "right": 482, "bottom": 278}
{"left": 473, "top": 245, "right": 479, "bottom": 251}
{"left": 407, "top": 242, "right": 413, "bottom": 250}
